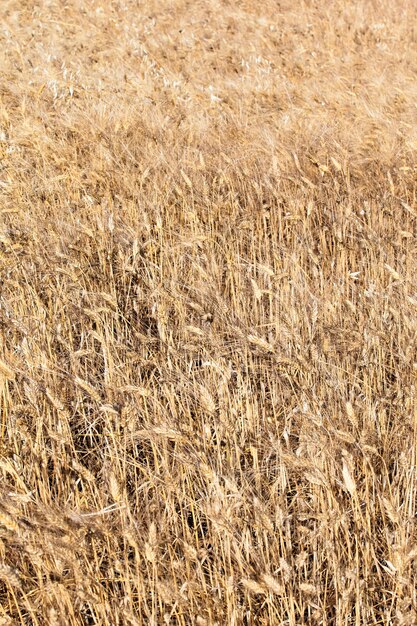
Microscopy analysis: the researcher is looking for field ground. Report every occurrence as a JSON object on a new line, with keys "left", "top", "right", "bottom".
{"left": 0, "top": 0, "right": 417, "bottom": 624}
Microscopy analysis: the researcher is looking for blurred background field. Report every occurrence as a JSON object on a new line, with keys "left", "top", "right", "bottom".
{"left": 0, "top": 1, "right": 416, "bottom": 624}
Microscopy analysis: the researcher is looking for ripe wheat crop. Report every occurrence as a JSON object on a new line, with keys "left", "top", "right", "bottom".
{"left": 0, "top": 0, "right": 416, "bottom": 624}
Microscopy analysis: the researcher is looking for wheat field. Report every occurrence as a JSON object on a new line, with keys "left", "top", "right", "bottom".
{"left": 0, "top": 0, "right": 416, "bottom": 624}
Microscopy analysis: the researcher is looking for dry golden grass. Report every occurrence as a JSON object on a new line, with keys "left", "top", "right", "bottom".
{"left": 0, "top": 0, "right": 416, "bottom": 624}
